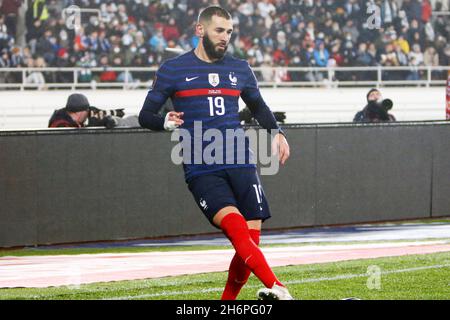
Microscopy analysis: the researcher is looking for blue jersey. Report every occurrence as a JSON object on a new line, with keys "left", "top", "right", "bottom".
{"left": 139, "top": 50, "right": 281, "bottom": 182}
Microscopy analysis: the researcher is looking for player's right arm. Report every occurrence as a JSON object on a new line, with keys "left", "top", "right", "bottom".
{"left": 139, "top": 63, "right": 183, "bottom": 131}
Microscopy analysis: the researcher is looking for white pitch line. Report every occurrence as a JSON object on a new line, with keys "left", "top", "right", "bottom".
{"left": 104, "top": 263, "right": 450, "bottom": 300}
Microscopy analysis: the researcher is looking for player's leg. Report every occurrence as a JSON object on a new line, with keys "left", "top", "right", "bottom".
{"left": 213, "top": 208, "right": 284, "bottom": 291}
{"left": 225, "top": 167, "right": 294, "bottom": 300}
{"left": 221, "top": 220, "right": 261, "bottom": 300}
{"left": 188, "top": 174, "right": 257, "bottom": 299}
{"left": 188, "top": 171, "right": 292, "bottom": 299}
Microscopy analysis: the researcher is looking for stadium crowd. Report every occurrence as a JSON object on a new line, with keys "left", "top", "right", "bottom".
{"left": 0, "top": 0, "right": 449, "bottom": 84}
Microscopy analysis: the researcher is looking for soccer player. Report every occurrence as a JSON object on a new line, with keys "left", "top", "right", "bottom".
{"left": 139, "top": 6, "right": 293, "bottom": 300}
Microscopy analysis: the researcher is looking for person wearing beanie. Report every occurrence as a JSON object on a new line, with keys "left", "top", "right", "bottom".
{"left": 48, "top": 93, "right": 134, "bottom": 128}
{"left": 48, "top": 93, "right": 91, "bottom": 128}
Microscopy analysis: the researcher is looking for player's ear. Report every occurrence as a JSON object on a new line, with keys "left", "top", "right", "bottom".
{"left": 196, "top": 23, "right": 205, "bottom": 38}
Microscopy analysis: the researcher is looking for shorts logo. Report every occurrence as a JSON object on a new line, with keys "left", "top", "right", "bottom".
{"left": 208, "top": 73, "right": 220, "bottom": 87}
{"left": 199, "top": 199, "right": 208, "bottom": 210}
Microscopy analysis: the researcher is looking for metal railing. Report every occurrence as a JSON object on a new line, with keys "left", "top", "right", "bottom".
{"left": 0, "top": 65, "right": 448, "bottom": 90}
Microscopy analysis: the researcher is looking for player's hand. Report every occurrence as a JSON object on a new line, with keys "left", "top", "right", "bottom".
{"left": 272, "top": 133, "right": 290, "bottom": 165}
{"left": 164, "top": 111, "right": 184, "bottom": 131}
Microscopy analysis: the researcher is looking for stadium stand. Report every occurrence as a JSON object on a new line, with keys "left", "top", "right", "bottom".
{"left": 0, "top": 0, "right": 449, "bottom": 85}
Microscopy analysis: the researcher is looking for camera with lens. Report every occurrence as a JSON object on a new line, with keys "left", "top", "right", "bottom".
{"left": 88, "top": 106, "right": 125, "bottom": 119}
{"left": 379, "top": 99, "right": 393, "bottom": 112}
{"left": 366, "top": 98, "right": 394, "bottom": 121}
{"left": 239, "top": 106, "right": 286, "bottom": 125}
{"left": 87, "top": 106, "right": 125, "bottom": 128}
{"left": 368, "top": 99, "right": 393, "bottom": 111}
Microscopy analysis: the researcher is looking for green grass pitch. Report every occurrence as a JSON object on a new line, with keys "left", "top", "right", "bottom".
{"left": 1, "top": 251, "right": 449, "bottom": 300}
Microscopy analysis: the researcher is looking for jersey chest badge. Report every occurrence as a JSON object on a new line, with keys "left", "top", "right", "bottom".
{"left": 208, "top": 73, "right": 220, "bottom": 87}
{"left": 229, "top": 72, "right": 238, "bottom": 86}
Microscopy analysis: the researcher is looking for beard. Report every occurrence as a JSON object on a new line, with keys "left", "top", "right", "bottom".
{"left": 203, "top": 32, "right": 228, "bottom": 60}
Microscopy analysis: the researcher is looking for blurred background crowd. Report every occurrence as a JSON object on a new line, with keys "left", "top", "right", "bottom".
{"left": 0, "top": 0, "right": 449, "bottom": 84}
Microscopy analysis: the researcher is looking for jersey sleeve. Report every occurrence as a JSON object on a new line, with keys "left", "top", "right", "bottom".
{"left": 240, "top": 62, "right": 284, "bottom": 135}
{"left": 139, "top": 63, "right": 175, "bottom": 131}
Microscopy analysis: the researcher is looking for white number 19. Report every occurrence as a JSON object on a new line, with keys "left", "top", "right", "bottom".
{"left": 208, "top": 97, "right": 225, "bottom": 116}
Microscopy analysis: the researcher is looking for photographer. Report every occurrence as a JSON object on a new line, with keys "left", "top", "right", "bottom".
{"left": 353, "top": 89, "right": 396, "bottom": 123}
{"left": 48, "top": 93, "right": 129, "bottom": 128}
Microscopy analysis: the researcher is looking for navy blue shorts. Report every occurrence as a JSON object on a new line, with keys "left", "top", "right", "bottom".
{"left": 187, "top": 167, "right": 272, "bottom": 227}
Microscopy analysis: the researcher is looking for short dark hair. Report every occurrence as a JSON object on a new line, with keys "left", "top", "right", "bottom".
{"left": 198, "top": 6, "right": 231, "bottom": 24}
{"left": 366, "top": 88, "right": 380, "bottom": 102}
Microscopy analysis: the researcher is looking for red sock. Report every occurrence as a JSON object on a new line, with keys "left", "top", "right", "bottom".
{"left": 220, "top": 213, "right": 283, "bottom": 290}
{"left": 221, "top": 229, "right": 260, "bottom": 300}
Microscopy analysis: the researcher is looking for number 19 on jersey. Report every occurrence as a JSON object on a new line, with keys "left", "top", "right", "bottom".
{"left": 208, "top": 97, "right": 225, "bottom": 116}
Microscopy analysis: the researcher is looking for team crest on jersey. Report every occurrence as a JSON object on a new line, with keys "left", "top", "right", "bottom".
{"left": 229, "top": 72, "right": 238, "bottom": 86}
{"left": 208, "top": 73, "right": 220, "bottom": 87}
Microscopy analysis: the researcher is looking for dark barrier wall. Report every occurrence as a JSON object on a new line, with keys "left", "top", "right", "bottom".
{"left": 1, "top": 122, "right": 449, "bottom": 247}
{"left": 432, "top": 125, "right": 450, "bottom": 217}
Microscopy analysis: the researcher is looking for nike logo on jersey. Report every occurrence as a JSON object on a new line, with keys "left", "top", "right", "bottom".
{"left": 186, "top": 76, "right": 199, "bottom": 82}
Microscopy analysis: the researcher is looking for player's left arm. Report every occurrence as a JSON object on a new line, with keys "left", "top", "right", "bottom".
{"left": 240, "top": 64, "right": 290, "bottom": 165}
